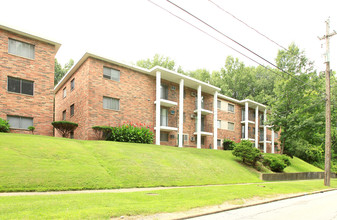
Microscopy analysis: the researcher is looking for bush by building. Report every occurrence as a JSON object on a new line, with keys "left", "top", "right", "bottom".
{"left": 52, "top": 121, "right": 78, "bottom": 138}
{"left": 0, "top": 118, "right": 10, "bottom": 133}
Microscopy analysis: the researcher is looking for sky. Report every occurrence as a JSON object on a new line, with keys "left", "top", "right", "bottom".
{"left": 1, "top": 0, "right": 336, "bottom": 74}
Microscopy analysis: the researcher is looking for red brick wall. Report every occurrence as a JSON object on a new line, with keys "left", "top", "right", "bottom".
{"left": 0, "top": 29, "right": 56, "bottom": 136}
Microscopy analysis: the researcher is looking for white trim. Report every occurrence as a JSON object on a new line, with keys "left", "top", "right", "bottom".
{"left": 255, "top": 106, "right": 259, "bottom": 148}
{"left": 178, "top": 79, "right": 184, "bottom": 148}
{"left": 213, "top": 91, "right": 218, "bottom": 150}
{"left": 155, "top": 71, "right": 161, "bottom": 145}
{"left": 154, "top": 126, "right": 178, "bottom": 132}
{"left": 197, "top": 85, "right": 202, "bottom": 149}
{"left": 245, "top": 102, "right": 249, "bottom": 140}
{"left": 263, "top": 109, "right": 267, "bottom": 153}
{"left": 154, "top": 99, "right": 178, "bottom": 107}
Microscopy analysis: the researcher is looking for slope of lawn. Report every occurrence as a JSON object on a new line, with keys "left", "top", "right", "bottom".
{"left": 0, "top": 133, "right": 262, "bottom": 192}
{"left": 1, "top": 180, "right": 336, "bottom": 219}
{"left": 284, "top": 156, "right": 323, "bottom": 173}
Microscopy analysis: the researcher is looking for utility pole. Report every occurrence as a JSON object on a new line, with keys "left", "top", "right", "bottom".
{"left": 319, "top": 17, "right": 336, "bottom": 186}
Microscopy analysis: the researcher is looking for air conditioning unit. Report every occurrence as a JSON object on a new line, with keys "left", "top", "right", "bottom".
{"left": 191, "top": 91, "right": 196, "bottom": 97}
{"left": 190, "top": 136, "right": 195, "bottom": 141}
{"left": 190, "top": 114, "right": 196, "bottom": 119}
{"left": 171, "top": 86, "right": 176, "bottom": 91}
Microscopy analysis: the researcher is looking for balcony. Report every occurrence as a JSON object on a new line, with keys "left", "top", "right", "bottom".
{"left": 241, "top": 110, "right": 255, "bottom": 124}
{"left": 154, "top": 111, "right": 178, "bottom": 132}
{"left": 194, "top": 124, "right": 213, "bottom": 136}
{"left": 155, "top": 84, "right": 178, "bottom": 107}
{"left": 241, "top": 131, "right": 255, "bottom": 141}
{"left": 259, "top": 134, "right": 272, "bottom": 143}
{"left": 194, "top": 101, "right": 213, "bottom": 115}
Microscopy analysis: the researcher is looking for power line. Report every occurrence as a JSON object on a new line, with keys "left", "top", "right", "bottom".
{"left": 166, "top": 0, "right": 317, "bottom": 91}
{"left": 146, "top": 0, "right": 292, "bottom": 83}
{"left": 207, "top": 0, "right": 323, "bottom": 73}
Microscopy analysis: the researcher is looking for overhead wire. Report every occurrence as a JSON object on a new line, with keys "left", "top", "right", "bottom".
{"left": 166, "top": 0, "right": 319, "bottom": 92}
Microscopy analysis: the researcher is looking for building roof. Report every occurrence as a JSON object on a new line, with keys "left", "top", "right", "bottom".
{"left": 0, "top": 24, "right": 61, "bottom": 53}
{"left": 54, "top": 52, "right": 221, "bottom": 94}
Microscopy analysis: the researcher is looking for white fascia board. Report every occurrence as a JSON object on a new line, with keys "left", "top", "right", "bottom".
{"left": 217, "top": 94, "right": 241, "bottom": 104}
{"left": 240, "top": 99, "right": 267, "bottom": 110}
{"left": 0, "top": 23, "right": 61, "bottom": 53}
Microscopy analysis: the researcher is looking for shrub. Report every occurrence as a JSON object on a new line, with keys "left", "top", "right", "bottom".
{"left": 232, "top": 140, "right": 262, "bottom": 166}
{"left": 52, "top": 121, "right": 78, "bottom": 138}
{"left": 222, "top": 139, "right": 236, "bottom": 150}
{"left": 28, "top": 126, "right": 35, "bottom": 134}
{"left": 92, "top": 126, "right": 112, "bottom": 140}
{"left": 262, "top": 154, "right": 291, "bottom": 172}
{"left": 105, "top": 123, "right": 154, "bottom": 144}
{"left": 0, "top": 118, "right": 10, "bottom": 132}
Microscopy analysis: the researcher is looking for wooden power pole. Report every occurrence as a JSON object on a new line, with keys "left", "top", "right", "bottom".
{"left": 319, "top": 17, "right": 336, "bottom": 186}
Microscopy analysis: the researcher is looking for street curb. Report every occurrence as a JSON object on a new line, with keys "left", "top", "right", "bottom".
{"left": 175, "top": 188, "right": 337, "bottom": 220}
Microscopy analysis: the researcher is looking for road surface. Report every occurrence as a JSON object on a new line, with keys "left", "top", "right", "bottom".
{"left": 191, "top": 190, "right": 337, "bottom": 220}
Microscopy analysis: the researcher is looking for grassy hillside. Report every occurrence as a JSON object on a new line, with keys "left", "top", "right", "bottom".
{"left": 0, "top": 133, "right": 323, "bottom": 192}
{"left": 0, "top": 133, "right": 262, "bottom": 192}
{"left": 284, "top": 156, "right": 323, "bottom": 173}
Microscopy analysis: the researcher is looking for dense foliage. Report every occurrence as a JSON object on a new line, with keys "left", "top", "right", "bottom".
{"left": 54, "top": 59, "right": 74, "bottom": 85}
{"left": 104, "top": 124, "right": 154, "bottom": 144}
{"left": 262, "top": 154, "right": 291, "bottom": 172}
{"left": 92, "top": 126, "right": 112, "bottom": 140}
{"left": 222, "top": 139, "right": 236, "bottom": 150}
{"left": 232, "top": 140, "right": 262, "bottom": 166}
{"left": 0, "top": 118, "right": 10, "bottom": 133}
{"left": 52, "top": 121, "right": 78, "bottom": 138}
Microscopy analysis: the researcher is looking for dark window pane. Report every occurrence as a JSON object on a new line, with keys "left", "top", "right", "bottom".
{"left": 71, "top": 79, "right": 75, "bottom": 90}
{"left": 21, "top": 79, "right": 34, "bottom": 95}
{"left": 8, "top": 77, "right": 20, "bottom": 93}
{"left": 70, "top": 104, "right": 74, "bottom": 116}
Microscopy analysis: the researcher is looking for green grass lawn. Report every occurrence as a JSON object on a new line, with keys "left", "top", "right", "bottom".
{"left": 284, "top": 156, "right": 323, "bottom": 173}
{"left": 0, "top": 180, "right": 336, "bottom": 219}
{"left": 0, "top": 133, "right": 262, "bottom": 192}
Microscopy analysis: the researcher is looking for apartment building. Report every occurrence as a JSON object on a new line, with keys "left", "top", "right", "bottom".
{"left": 0, "top": 24, "right": 60, "bottom": 136}
{"left": 54, "top": 53, "right": 280, "bottom": 153}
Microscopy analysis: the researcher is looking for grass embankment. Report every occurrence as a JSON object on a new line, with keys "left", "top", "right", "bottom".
{"left": 1, "top": 180, "right": 336, "bottom": 219}
{"left": 284, "top": 156, "right": 323, "bottom": 173}
{"left": 0, "top": 133, "right": 261, "bottom": 192}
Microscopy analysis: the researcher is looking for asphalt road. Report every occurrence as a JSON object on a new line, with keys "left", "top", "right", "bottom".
{"left": 190, "top": 190, "right": 337, "bottom": 220}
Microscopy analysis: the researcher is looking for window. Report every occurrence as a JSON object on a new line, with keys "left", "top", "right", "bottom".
{"left": 201, "top": 136, "right": 205, "bottom": 145}
{"left": 228, "top": 104, "right": 234, "bottom": 113}
{"left": 160, "top": 84, "right": 168, "bottom": 100}
{"left": 7, "top": 115, "right": 33, "bottom": 129}
{"left": 241, "top": 125, "right": 245, "bottom": 138}
{"left": 103, "top": 97, "right": 120, "bottom": 110}
{"left": 70, "top": 131, "right": 74, "bottom": 139}
{"left": 71, "top": 79, "right": 75, "bottom": 91}
{"left": 217, "top": 120, "right": 221, "bottom": 129}
{"left": 217, "top": 100, "right": 221, "bottom": 109}
{"left": 7, "top": 77, "right": 34, "bottom": 95}
{"left": 183, "top": 134, "right": 188, "bottom": 145}
{"left": 103, "top": 67, "right": 120, "bottom": 81}
{"left": 8, "top": 38, "right": 35, "bottom": 59}
{"left": 70, "top": 104, "right": 74, "bottom": 116}
{"left": 228, "top": 122, "right": 234, "bottom": 131}
{"left": 217, "top": 139, "right": 221, "bottom": 147}
{"left": 63, "top": 87, "right": 66, "bottom": 98}
{"left": 160, "top": 108, "right": 168, "bottom": 126}
{"left": 62, "top": 110, "right": 66, "bottom": 120}
{"left": 160, "top": 132, "right": 169, "bottom": 141}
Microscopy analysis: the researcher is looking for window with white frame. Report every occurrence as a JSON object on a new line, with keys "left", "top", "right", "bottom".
{"left": 7, "top": 76, "right": 34, "bottom": 95}
{"left": 70, "top": 104, "right": 74, "bottom": 116}
{"left": 103, "top": 67, "right": 120, "bottom": 81}
{"left": 217, "top": 100, "right": 221, "bottom": 109}
{"left": 103, "top": 96, "right": 120, "bottom": 110}
{"left": 160, "top": 132, "right": 169, "bottom": 141}
{"left": 217, "top": 120, "right": 221, "bottom": 128}
{"left": 228, "top": 122, "right": 234, "bottom": 131}
{"left": 8, "top": 38, "right": 35, "bottom": 59}
{"left": 63, "top": 87, "right": 66, "bottom": 98}
{"left": 217, "top": 139, "right": 221, "bottom": 147}
{"left": 274, "top": 132, "right": 279, "bottom": 139}
{"left": 7, "top": 115, "right": 33, "bottom": 129}
{"left": 228, "top": 103, "right": 234, "bottom": 113}
{"left": 71, "top": 78, "right": 75, "bottom": 91}
{"left": 62, "top": 110, "right": 66, "bottom": 120}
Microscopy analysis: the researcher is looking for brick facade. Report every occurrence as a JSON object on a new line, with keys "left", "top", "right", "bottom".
{"left": 54, "top": 53, "right": 280, "bottom": 153}
{"left": 0, "top": 26, "right": 59, "bottom": 136}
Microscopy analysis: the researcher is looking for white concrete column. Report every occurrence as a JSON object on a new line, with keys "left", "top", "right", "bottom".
{"left": 271, "top": 129, "right": 275, "bottom": 154}
{"left": 255, "top": 106, "right": 259, "bottom": 148}
{"left": 178, "top": 79, "right": 184, "bottom": 148}
{"left": 197, "top": 85, "right": 202, "bottom": 149}
{"left": 245, "top": 102, "right": 249, "bottom": 140}
{"left": 263, "top": 109, "right": 267, "bottom": 153}
{"left": 155, "top": 71, "right": 161, "bottom": 145}
{"left": 213, "top": 91, "right": 218, "bottom": 150}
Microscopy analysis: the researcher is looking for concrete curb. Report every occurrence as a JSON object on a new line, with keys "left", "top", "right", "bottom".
{"left": 175, "top": 188, "right": 337, "bottom": 220}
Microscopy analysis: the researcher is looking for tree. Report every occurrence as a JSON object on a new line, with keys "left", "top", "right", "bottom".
{"left": 136, "top": 54, "right": 177, "bottom": 71}
{"left": 55, "top": 59, "right": 74, "bottom": 85}
{"left": 52, "top": 121, "right": 78, "bottom": 138}
{"left": 268, "top": 43, "right": 323, "bottom": 155}
{"left": 186, "top": 68, "right": 211, "bottom": 83}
